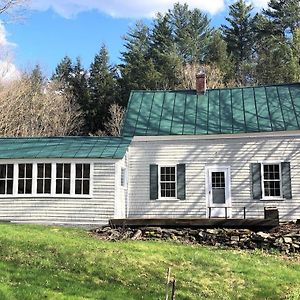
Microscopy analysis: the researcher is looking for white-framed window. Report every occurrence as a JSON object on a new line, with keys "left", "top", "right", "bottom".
{"left": 0, "top": 161, "right": 92, "bottom": 197}
{"left": 159, "top": 166, "right": 177, "bottom": 199}
{"left": 18, "top": 164, "right": 33, "bottom": 194}
{"left": 121, "top": 167, "right": 127, "bottom": 188}
{"left": 37, "top": 163, "right": 52, "bottom": 194}
{"left": 56, "top": 163, "right": 71, "bottom": 194}
{"left": 75, "top": 164, "right": 90, "bottom": 195}
{"left": 262, "top": 163, "right": 282, "bottom": 198}
{"left": 0, "top": 164, "right": 13, "bottom": 195}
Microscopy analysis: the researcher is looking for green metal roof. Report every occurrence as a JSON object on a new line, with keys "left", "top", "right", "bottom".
{"left": 0, "top": 137, "right": 131, "bottom": 159}
{"left": 122, "top": 83, "right": 300, "bottom": 136}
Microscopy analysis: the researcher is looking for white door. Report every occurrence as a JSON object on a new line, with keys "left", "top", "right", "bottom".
{"left": 206, "top": 166, "right": 231, "bottom": 218}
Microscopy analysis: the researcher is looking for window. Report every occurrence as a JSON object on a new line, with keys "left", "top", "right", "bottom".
{"left": 37, "top": 163, "right": 51, "bottom": 194}
{"left": 56, "top": 163, "right": 71, "bottom": 194}
{"left": 121, "top": 168, "right": 126, "bottom": 187}
{"left": 18, "top": 164, "right": 33, "bottom": 194}
{"left": 75, "top": 164, "right": 90, "bottom": 195}
{"left": 262, "top": 164, "right": 281, "bottom": 198}
{"left": 0, "top": 164, "right": 13, "bottom": 194}
{"left": 160, "top": 166, "right": 176, "bottom": 198}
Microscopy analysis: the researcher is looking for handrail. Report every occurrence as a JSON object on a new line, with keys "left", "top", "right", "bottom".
{"left": 208, "top": 207, "right": 246, "bottom": 219}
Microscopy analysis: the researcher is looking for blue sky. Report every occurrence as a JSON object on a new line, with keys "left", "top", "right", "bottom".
{"left": 1, "top": 0, "right": 268, "bottom": 79}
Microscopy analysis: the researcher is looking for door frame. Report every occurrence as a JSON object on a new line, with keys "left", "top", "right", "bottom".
{"left": 205, "top": 165, "right": 232, "bottom": 218}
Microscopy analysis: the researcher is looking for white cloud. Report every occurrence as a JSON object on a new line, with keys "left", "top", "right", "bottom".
{"left": 0, "top": 22, "right": 20, "bottom": 82}
{"left": 30, "top": 0, "right": 226, "bottom": 18}
{"left": 250, "top": 0, "right": 269, "bottom": 8}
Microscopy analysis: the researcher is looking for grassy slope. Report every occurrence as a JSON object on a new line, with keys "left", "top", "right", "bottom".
{"left": 0, "top": 225, "right": 299, "bottom": 300}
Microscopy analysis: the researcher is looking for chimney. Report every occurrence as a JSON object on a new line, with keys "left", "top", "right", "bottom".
{"left": 196, "top": 72, "right": 206, "bottom": 94}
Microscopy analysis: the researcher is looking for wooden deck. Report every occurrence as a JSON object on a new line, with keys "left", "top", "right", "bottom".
{"left": 110, "top": 218, "right": 279, "bottom": 230}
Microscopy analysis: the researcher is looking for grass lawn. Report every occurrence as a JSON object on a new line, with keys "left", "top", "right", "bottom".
{"left": 0, "top": 224, "right": 299, "bottom": 299}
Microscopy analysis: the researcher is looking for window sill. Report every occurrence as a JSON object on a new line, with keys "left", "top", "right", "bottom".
{"left": 0, "top": 194, "right": 93, "bottom": 199}
{"left": 156, "top": 198, "right": 181, "bottom": 201}
{"left": 260, "top": 198, "right": 284, "bottom": 201}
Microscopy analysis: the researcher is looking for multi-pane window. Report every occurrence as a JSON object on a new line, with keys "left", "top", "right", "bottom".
{"left": 18, "top": 164, "right": 33, "bottom": 194}
{"left": 0, "top": 164, "right": 13, "bottom": 194}
{"left": 211, "top": 171, "right": 226, "bottom": 204}
{"left": 56, "top": 163, "right": 71, "bottom": 194}
{"left": 160, "top": 166, "right": 176, "bottom": 198}
{"left": 263, "top": 164, "right": 281, "bottom": 197}
{"left": 37, "top": 163, "right": 51, "bottom": 194}
{"left": 75, "top": 164, "right": 90, "bottom": 195}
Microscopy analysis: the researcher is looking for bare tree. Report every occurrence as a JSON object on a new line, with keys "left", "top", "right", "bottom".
{"left": 0, "top": 0, "right": 28, "bottom": 21}
{"left": 178, "top": 63, "right": 226, "bottom": 90}
{"left": 94, "top": 103, "right": 125, "bottom": 137}
{"left": 0, "top": 76, "right": 83, "bottom": 136}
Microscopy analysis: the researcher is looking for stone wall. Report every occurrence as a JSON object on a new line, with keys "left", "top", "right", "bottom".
{"left": 92, "top": 222, "right": 300, "bottom": 254}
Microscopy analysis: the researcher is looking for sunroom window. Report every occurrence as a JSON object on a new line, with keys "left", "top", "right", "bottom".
{"left": 75, "top": 164, "right": 90, "bottom": 195}
{"left": 37, "top": 163, "right": 52, "bottom": 194}
{"left": 18, "top": 164, "right": 32, "bottom": 194}
{"left": 56, "top": 163, "right": 71, "bottom": 194}
{"left": 0, "top": 164, "right": 13, "bottom": 194}
{"left": 160, "top": 166, "right": 176, "bottom": 198}
{"left": 262, "top": 164, "right": 281, "bottom": 197}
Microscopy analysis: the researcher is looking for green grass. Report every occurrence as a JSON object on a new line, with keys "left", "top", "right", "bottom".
{"left": 0, "top": 224, "right": 299, "bottom": 300}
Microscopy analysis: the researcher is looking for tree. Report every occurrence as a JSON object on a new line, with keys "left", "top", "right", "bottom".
{"left": 222, "top": 0, "right": 255, "bottom": 85}
{"left": 0, "top": 0, "right": 28, "bottom": 21}
{"left": 0, "top": 75, "right": 83, "bottom": 136}
{"left": 88, "top": 45, "right": 119, "bottom": 133}
{"left": 119, "top": 21, "right": 160, "bottom": 101}
{"left": 168, "top": 3, "right": 211, "bottom": 63}
{"left": 205, "top": 30, "right": 234, "bottom": 83}
{"left": 52, "top": 56, "right": 73, "bottom": 87}
{"left": 149, "top": 13, "right": 182, "bottom": 89}
{"left": 263, "top": 0, "right": 300, "bottom": 37}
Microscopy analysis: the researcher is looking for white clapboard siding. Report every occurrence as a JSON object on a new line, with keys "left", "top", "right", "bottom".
{"left": 0, "top": 160, "right": 117, "bottom": 226}
{"left": 128, "top": 136, "right": 300, "bottom": 221}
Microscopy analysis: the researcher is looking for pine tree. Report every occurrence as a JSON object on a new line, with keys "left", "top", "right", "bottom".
{"left": 263, "top": 0, "right": 300, "bottom": 36}
{"left": 205, "top": 30, "right": 234, "bottom": 83}
{"left": 168, "top": 3, "right": 211, "bottom": 63}
{"left": 119, "top": 21, "right": 160, "bottom": 101}
{"left": 52, "top": 56, "right": 73, "bottom": 87}
{"left": 150, "top": 13, "right": 182, "bottom": 89}
{"left": 88, "top": 45, "right": 118, "bottom": 133}
{"left": 221, "top": 0, "right": 255, "bottom": 85}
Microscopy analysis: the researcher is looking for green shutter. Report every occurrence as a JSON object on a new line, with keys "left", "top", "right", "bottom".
{"left": 251, "top": 163, "right": 262, "bottom": 200}
{"left": 150, "top": 164, "right": 158, "bottom": 200}
{"left": 281, "top": 162, "right": 292, "bottom": 199}
{"left": 177, "top": 164, "right": 186, "bottom": 200}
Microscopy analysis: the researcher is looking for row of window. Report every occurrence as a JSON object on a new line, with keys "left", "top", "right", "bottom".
{"left": 0, "top": 163, "right": 91, "bottom": 196}
{"left": 156, "top": 163, "right": 284, "bottom": 199}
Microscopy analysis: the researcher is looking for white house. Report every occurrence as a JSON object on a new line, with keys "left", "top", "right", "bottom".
{"left": 0, "top": 77, "right": 300, "bottom": 225}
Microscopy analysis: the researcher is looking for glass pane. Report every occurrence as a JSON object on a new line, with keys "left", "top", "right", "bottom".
{"left": 0, "top": 165, "right": 6, "bottom": 179}
{"left": 25, "top": 179, "right": 32, "bottom": 194}
{"left": 45, "top": 164, "right": 51, "bottom": 178}
{"left": 212, "top": 188, "right": 226, "bottom": 204}
{"left": 37, "top": 179, "right": 43, "bottom": 194}
{"left": 83, "top": 180, "right": 89, "bottom": 194}
{"left": 45, "top": 179, "right": 51, "bottom": 194}
{"left": 0, "top": 181, "right": 5, "bottom": 194}
{"left": 56, "top": 164, "right": 63, "bottom": 178}
{"left": 75, "top": 180, "right": 82, "bottom": 194}
{"left": 83, "top": 164, "right": 90, "bottom": 178}
{"left": 7, "top": 180, "right": 13, "bottom": 194}
{"left": 7, "top": 165, "right": 13, "bottom": 179}
{"left": 64, "top": 164, "right": 71, "bottom": 178}
{"left": 56, "top": 179, "right": 62, "bottom": 194}
{"left": 18, "top": 179, "right": 24, "bottom": 194}
{"left": 19, "top": 164, "right": 25, "bottom": 178}
{"left": 64, "top": 179, "right": 70, "bottom": 194}
{"left": 26, "top": 164, "right": 32, "bottom": 178}
{"left": 76, "top": 164, "right": 82, "bottom": 179}
{"left": 37, "top": 164, "right": 43, "bottom": 178}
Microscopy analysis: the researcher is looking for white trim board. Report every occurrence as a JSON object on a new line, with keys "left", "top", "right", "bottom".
{"left": 132, "top": 130, "right": 300, "bottom": 142}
